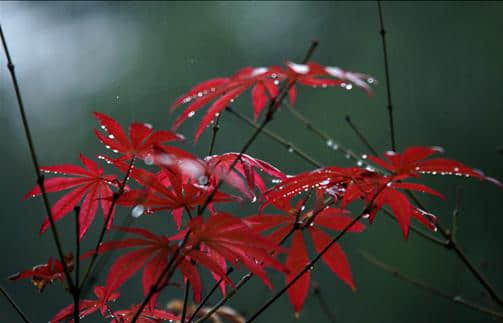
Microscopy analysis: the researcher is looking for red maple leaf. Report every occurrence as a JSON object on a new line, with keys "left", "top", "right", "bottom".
{"left": 8, "top": 254, "right": 73, "bottom": 292}
{"left": 170, "top": 62, "right": 374, "bottom": 141}
{"left": 93, "top": 112, "right": 184, "bottom": 162}
{"left": 116, "top": 164, "right": 240, "bottom": 228}
{"left": 171, "top": 213, "right": 289, "bottom": 291}
{"left": 25, "top": 154, "right": 117, "bottom": 239}
{"left": 245, "top": 207, "right": 364, "bottom": 314}
{"left": 368, "top": 146, "right": 503, "bottom": 188}
{"left": 285, "top": 61, "right": 374, "bottom": 105}
{"left": 204, "top": 153, "right": 286, "bottom": 201}
{"left": 262, "top": 165, "right": 442, "bottom": 239}
{"left": 82, "top": 226, "right": 205, "bottom": 306}
{"left": 110, "top": 304, "right": 179, "bottom": 323}
{"left": 49, "top": 286, "right": 119, "bottom": 322}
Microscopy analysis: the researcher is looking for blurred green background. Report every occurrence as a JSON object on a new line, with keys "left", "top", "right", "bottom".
{"left": 1, "top": 1, "right": 502, "bottom": 322}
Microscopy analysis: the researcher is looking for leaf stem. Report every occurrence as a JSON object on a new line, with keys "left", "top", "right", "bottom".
{"left": 377, "top": 0, "right": 397, "bottom": 151}
{"left": 0, "top": 23, "right": 74, "bottom": 292}
{"left": 187, "top": 267, "right": 234, "bottom": 322}
{"left": 208, "top": 114, "right": 221, "bottom": 156}
{"left": 285, "top": 103, "right": 374, "bottom": 169}
{"left": 312, "top": 281, "right": 337, "bottom": 323}
{"left": 344, "top": 115, "right": 378, "bottom": 155}
{"left": 73, "top": 206, "right": 81, "bottom": 323}
{"left": 225, "top": 106, "right": 321, "bottom": 168}
{"left": 0, "top": 284, "right": 31, "bottom": 323}
{"left": 181, "top": 281, "right": 191, "bottom": 323}
{"left": 361, "top": 251, "right": 503, "bottom": 318}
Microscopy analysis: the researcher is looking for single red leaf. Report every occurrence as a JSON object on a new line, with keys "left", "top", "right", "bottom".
{"left": 286, "top": 230, "right": 310, "bottom": 314}
{"left": 309, "top": 228, "right": 355, "bottom": 291}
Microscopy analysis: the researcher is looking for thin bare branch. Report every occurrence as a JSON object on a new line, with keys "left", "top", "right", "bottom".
{"left": 377, "top": 0, "right": 397, "bottom": 151}
{"left": 0, "top": 23, "right": 74, "bottom": 291}
{"left": 0, "top": 285, "right": 31, "bottom": 323}
{"left": 361, "top": 251, "right": 503, "bottom": 319}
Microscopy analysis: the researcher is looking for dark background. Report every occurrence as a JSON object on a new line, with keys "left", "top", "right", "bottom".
{"left": 1, "top": 1, "right": 502, "bottom": 322}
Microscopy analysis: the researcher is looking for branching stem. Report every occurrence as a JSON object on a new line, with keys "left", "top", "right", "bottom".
{"left": 361, "top": 251, "right": 503, "bottom": 318}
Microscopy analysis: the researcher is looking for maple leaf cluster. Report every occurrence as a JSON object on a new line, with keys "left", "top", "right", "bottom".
{"left": 10, "top": 60, "right": 502, "bottom": 322}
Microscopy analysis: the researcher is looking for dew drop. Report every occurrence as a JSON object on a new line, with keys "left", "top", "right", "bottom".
{"left": 344, "top": 153, "right": 351, "bottom": 159}
{"left": 108, "top": 134, "right": 115, "bottom": 139}
{"left": 131, "top": 205, "right": 145, "bottom": 218}
{"left": 367, "top": 77, "right": 375, "bottom": 84}
{"left": 273, "top": 80, "right": 280, "bottom": 85}
{"left": 144, "top": 154, "right": 154, "bottom": 166}
{"left": 361, "top": 154, "right": 368, "bottom": 159}
{"left": 319, "top": 179, "right": 330, "bottom": 186}
{"left": 143, "top": 123, "right": 153, "bottom": 129}
{"left": 362, "top": 213, "right": 370, "bottom": 219}
{"left": 453, "top": 167, "right": 459, "bottom": 172}
{"left": 197, "top": 175, "right": 209, "bottom": 186}
{"left": 188, "top": 111, "right": 196, "bottom": 118}
{"left": 345, "top": 83, "right": 353, "bottom": 90}
{"left": 271, "top": 178, "right": 282, "bottom": 184}
{"left": 287, "top": 146, "right": 294, "bottom": 153}
{"left": 112, "top": 149, "right": 119, "bottom": 153}
{"left": 356, "top": 160, "right": 363, "bottom": 167}
{"left": 326, "top": 139, "right": 334, "bottom": 147}
{"left": 332, "top": 143, "right": 339, "bottom": 150}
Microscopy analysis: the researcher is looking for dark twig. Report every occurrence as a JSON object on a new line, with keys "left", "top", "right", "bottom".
{"left": 188, "top": 267, "right": 234, "bottom": 322}
{"left": 181, "top": 281, "right": 191, "bottom": 323}
{"left": 344, "top": 115, "right": 378, "bottom": 155}
{"left": 225, "top": 106, "right": 321, "bottom": 168}
{"left": 80, "top": 156, "right": 136, "bottom": 290}
{"left": 406, "top": 192, "right": 503, "bottom": 306}
{"left": 208, "top": 114, "right": 221, "bottom": 156}
{"left": 0, "top": 285, "right": 31, "bottom": 323}
{"left": 0, "top": 23, "right": 74, "bottom": 291}
{"left": 451, "top": 187, "right": 462, "bottom": 242}
{"left": 312, "top": 281, "right": 337, "bottom": 323}
{"left": 361, "top": 251, "right": 503, "bottom": 319}
{"left": 73, "top": 206, "right": 81, "bottom": 323}
{"left": 285, "top": 103, "right": 374, "bottom": 170}
{"left": 377, "top": 0, "right": 397, "bottom": 151}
